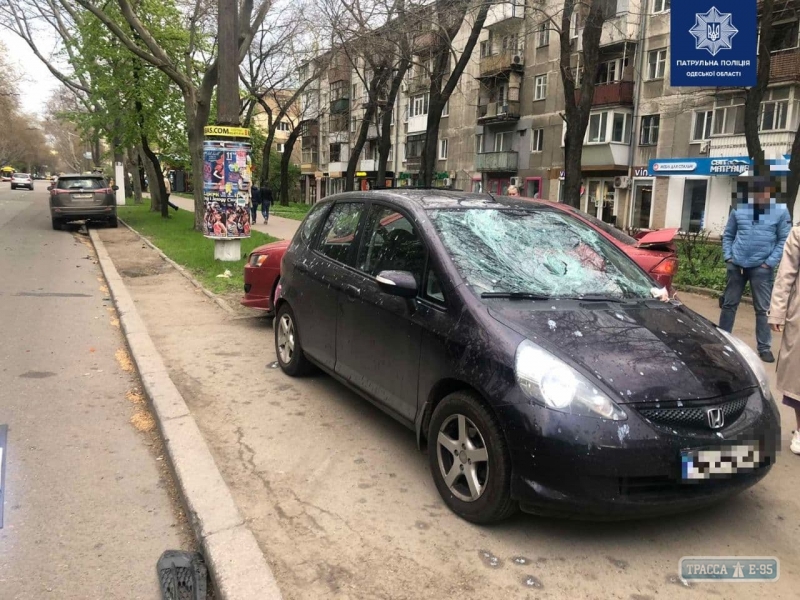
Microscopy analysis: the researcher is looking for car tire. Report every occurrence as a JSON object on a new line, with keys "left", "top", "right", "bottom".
{"left": 274, "top": 303, "right": 312, "bottom": 376}
{"left": 10, "top": 185, "right": 15, "bottom": 190}
{"left": 428, "top": 391, "right": 517, "bottom": 524}
{"left": 51, "top": 218, "right": 62, "bottom": 231}
{"left": 108, "top": 217, "right": 119, "bottom": 228}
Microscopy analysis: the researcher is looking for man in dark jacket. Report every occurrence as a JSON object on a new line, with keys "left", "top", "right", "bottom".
{"left": 720, "top": 175, "right": 792, "bottom": 362}
{"left": 262, "top": 184, "right": 274, "bottom": 224}
{"left": 250, "top": 184, "right": 262, "bottom": 224}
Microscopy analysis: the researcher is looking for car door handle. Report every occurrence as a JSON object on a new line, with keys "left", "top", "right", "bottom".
{"left": 344, "top": 284, "right": 361, "bottom": 300}
{"left": 296, "top": 263, "right": 309, "bottom": 274}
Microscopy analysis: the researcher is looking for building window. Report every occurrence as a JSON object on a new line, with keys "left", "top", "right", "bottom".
{"left": 330, "top": 80, "right": 347, "bottom": 101}
{"left": 534, "top": 74, "right": 548, "bottom": 100}
{"left": 681, "top": 180, "right": 708, "bottom": 233}
{"left": 653, "top": 0, "right": 670, "bottom": 13}
{"left": 438, "top": 139, "right": 448, "bottom": 160}
{"left": 640, "top": 114, "right": 660, "bottom": 145}
{"left": 277, "top": 121, "right": 291, "bottom": 132}
{"left": 692, "top": 110, "right": 713, "bottom": 141}
{"left": 410, "top": 93, "right": 429, "bottom": 117}
{"left": 713, "top": 99, "right": 745, "bottom": 135}
{"left": 388, "top": 145, "right": 393, "bottom": 162}
{"left": 537, "top": 22, "right": 549, "bottom": 47}
{"left": 475, "top": 134, "right": 484, "bottom": 154}
{"left": 442, "top": 101, "right": 449, "bottom": 117}
{"left": 588, "top": 112, "right": 608, "bottom": 143}
{"left": 611, "top": 112, "right": 631, "bottom": 142}
{"left": 770, "top": 20, "right": 799, "bottom": 53}
{"left": 531, "top": 128, "right": 544, "bottom": 152}
{"left": 493, "top": 131, "right": 511, "bottom": 152}
{"left": 596, "top": 57, "right": 628, "bottom": 84}
{"left": 647, "top": 48, "right": 667, "bottom": 79}
{"left": 760, "top": 87, "right": 790, "bottom": 131}
{"left": 350, "top": 116, "right": 357, "bottom": 133}
{"left": 276, "top": 143, "right": 286, "bottom": 153}
{"left": 329, "top": 143, "right": 341, "bottom": 162}
{"left": 405, "top": 134, "right": 425, "bottom": 159}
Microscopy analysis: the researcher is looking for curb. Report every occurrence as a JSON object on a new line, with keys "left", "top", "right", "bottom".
{"left": 89, "top": 228, "right": 283, "bottom": 600}
{"left": 119, "top": 219, "right": 237, "bottom": 316}
{"left": 676, "top": 284, "right": 754, "bottom": 306}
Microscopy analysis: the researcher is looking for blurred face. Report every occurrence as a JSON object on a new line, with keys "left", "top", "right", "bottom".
{"left": 753, "top": 184, "right": 774, "bottom": 204}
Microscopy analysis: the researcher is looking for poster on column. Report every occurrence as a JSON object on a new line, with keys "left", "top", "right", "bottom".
{"left": 202, "top": 138, "right": 252, "bottom": 238}
{"left": 670, "top": 0, "right": 757, "bottom": 87}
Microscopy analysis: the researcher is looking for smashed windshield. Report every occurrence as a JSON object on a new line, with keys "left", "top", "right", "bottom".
{"left": 429, "top": 208, "right": 655, "bottom": 299}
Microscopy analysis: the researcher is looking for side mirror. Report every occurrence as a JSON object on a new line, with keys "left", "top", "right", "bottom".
{"left": 112, "top": 185, "right": 119, "bottom": 191}
{"left": 376, "top": 270, "right": 418, "bottom": 298}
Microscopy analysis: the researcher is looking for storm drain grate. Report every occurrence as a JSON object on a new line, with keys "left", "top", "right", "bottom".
{"left": 157, "top": 550, "right": 208, "bottom": 600}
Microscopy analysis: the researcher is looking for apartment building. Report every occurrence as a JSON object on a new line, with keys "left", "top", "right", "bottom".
{"left": 299, "top": 0, "right": 800, "bottom": 234}
{"left": 251, "top": 89, "right": 302, "bottom": 167}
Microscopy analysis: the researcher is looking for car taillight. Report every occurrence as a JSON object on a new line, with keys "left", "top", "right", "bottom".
{"left": 651, "top": 257, "right": 678, "bottom": 276}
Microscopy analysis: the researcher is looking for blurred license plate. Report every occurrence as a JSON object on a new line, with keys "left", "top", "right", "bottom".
{"left": 72, "top": 193, "right": 93, "bottom": 200}
{"left": 681, "top": 444, "right": 760, "bottom": 480}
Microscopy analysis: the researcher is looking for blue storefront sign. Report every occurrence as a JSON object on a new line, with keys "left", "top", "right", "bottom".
{"left": 671, "top": 1, "right": 757, "bottom": 87}
{"left": 649, "top": 157, "right": 751, "bottom": 176}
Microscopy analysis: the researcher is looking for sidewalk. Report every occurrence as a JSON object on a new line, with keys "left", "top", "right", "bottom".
{"left": 169, "top": 195, "right": 300, "bottom": 241}
{"left": 96, "top": 224, "right": 799, "bottom": 600}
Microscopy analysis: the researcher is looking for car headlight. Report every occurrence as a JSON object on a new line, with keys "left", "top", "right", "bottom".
{"left": 717, "top": 328, "right": 772, "bottom": 399}
{"left": 515, "top": 340, "right": 627, "bottom": 420}
{"left": 249, "top": 253, "right": 268, "bottom": 267}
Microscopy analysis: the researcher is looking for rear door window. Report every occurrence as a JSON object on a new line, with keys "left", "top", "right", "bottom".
{"left": 315, "top": 202, "right": 365, "bottom": 265}
{"left": 357, "top": 206, "right": 426, "bottom": 285}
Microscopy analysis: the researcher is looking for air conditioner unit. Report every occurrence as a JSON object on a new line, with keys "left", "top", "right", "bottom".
{"left": 443, "top": 178, "right": 451, "bottom": 186}
{"left": 699, "top": 141, "right": 710, "bottom": 153}
{"left": 510, "top": 177, "right": 522, "bottom": 187}
{"left": 614, "top": 176, "right": 630, "bottom": 189}
{"left": 512, "top": 54, "right": 523, "bottom": 65}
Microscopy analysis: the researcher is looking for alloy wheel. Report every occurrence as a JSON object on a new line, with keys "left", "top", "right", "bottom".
{"left": 277, "top": 313, "right": 295, "bottom": 364}
{"left": 436, "top": 413, "right": 489, "bottom": 502}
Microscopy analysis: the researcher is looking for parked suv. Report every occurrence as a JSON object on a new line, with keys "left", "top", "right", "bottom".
{"left": 11, "top": 172, "right": 34, "bottom": 191}
{"left": 49, "top": 174, "right": 118, "bottom": 230}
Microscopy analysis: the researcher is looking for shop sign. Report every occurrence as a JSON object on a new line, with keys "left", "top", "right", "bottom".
{"left": 671, "top": 1, "right": 757, "bottom": 87}
{"left": 204, "top": 125, "right": 250, "bottom": 138}
{"left": 648, "top": 157, "right": 751, "bottom": 176}
{"left": 633, "top": 167, "right": 649, "bottom": 178}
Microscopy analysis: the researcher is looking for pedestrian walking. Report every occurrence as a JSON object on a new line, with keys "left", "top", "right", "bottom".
{"left": 262, "top": 184, "right": 274, "bottom": 224}
{"left": 768, "top": 224, "right": 800, "bottom": 455}
{"left": 250, "top": 183, "right": 262, "bottom": 224}
{"left": 719, "top": 175, "right": 791, "bottom": 362}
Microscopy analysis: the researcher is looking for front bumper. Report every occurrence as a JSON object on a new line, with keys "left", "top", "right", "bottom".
{"left": 495, "top": 391, "right": 779, "bottom": 519}
{"left": 52, "top": 205, "right": 116, "bottom": 221}
{"left": 240, "top": 264, "right": 279, "bottom": 312}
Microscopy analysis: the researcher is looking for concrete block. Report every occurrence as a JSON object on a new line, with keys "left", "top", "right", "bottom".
{"left": 204, "top": 526, "right": 283, "bottom": 600}
{"left": 140, "top": 370, "right": 191, "bottom": 421}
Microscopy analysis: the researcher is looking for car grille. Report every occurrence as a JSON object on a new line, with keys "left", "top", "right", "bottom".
{"left": 636, "top": 395, "right": 748, "bottom": 430}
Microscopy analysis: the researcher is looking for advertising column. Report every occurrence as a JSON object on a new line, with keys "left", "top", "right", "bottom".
{"left": 202, "top": 125, "right": 253, "bottom": 261}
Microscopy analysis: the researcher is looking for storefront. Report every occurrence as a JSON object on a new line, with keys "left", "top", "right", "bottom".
{"left": 354, "top": 171, "right": 395, "bottom": 190}
{"left": 649, "top": 157, "right": 752, "bottom": 235}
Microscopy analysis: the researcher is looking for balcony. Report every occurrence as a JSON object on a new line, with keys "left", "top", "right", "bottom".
{"left": 479, "top": 51, "right": 524, "bottom": 77}
{"left": 359, "top": 159, "right": 377, "bottom": 172}
{"left": 709, "top": 131, "right": 794, "bottom": 159}
{"left": 770, "top": 48, "right": 800, "bottom": 82}
{"left": 330, "top": 97, "right": 350, "bottom": 114}
{"left": 329, "top": 130, "right": 349, "bottom": 144}
{"left": 575, "top": 80, "right": 634, "bottom": 107}
{"left": 328, "top": 65, "right": 350, "bottom": 84}
{"left": 407, "top": 74, "right": 429, "bottom": 95}
{"left": 327, "top": 162, "right": 348, "bottom": 176}
{"left": 581, "top": 143, "right": 630, "bottom": 168}
{"left": 484, "top": 2, "right": 525, "bottom": 28}
{"left": 301, "top": 149, "right": 318, "bottom": 173}
{"left": 413, "top": 31, "right": 437, "bottom": 52}
{"left": 477, "top": 100, "right": 520, "bottom": 124}
{"left": 476, "top": 151, "right": 518, "bottom": 172}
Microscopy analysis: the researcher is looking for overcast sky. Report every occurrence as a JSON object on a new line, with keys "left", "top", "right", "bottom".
{"left": 5, "top": 31, "right": 62, "bottom": 118}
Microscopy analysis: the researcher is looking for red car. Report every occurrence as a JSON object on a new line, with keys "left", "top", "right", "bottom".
{"left": 241, "top": 199, "right": 679, "bottom": 313}
{"left": 543, "top": 202, "right": 679, "bottom": 291}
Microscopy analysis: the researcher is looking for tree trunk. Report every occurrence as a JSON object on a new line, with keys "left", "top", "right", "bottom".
{"left": 140, "top": 144, "right": 161, "bottom": 212}
{"left": 280, "top": 125, "right": 302, "bottom": 206}
{"left": 559, "top": 0, "right": 607, "bottom": 208}
{"left": 787, "top": 127, "right": 800, "bottom": 218}
{"left": 259, "top": 106, "right": 275, "bottom": 187}
{"left": 377, "top": 61, "right": 410, "bottom": 185}
{"left": 420, "top": 0, "right": 491, "bottom": 187}
{"left": 141, "top": 135, "right": 166, "bottom": 215}
{"left": 128, "top": 146, "right": 143, "bottom": 204}
{"left": 744, "top": 0, "right": 775, "bottom": 175}
{"left": 346, "top": 71, "right": 387, "bottom": 191}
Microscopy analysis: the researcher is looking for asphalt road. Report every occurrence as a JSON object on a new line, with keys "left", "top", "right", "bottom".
{"left": 0, "top": 184, "right": 191, "bottom": 598}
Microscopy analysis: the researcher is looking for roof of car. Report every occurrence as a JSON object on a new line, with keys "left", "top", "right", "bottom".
{"left": 58, "top": 173, "right": 105, "bottom": 178}
{"left": 321, "top": 189, "right": 553, "bottom": 211}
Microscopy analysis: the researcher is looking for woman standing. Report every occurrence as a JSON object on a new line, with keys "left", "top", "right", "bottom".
{"left": 768, "top": 226, "right": 800, "bottom": 455}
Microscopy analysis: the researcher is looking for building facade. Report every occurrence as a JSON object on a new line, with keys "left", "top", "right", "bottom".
{"left": 299, "top": 0, "right": 800, "bottom": 235}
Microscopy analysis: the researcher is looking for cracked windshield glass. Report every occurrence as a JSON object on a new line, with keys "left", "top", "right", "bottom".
{"left": 430, "top": 208, "right": 655, "bottom": 299}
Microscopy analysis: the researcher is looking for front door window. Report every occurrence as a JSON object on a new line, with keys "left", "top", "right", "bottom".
{"left": 357, "top": 206, "right": 425, "bottom": 285}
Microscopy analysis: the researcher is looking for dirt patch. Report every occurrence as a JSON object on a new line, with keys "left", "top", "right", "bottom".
{"left": 131, "top": 409, "right": 156, "bottom": 432}
{"left": 115, "top": 348, "right": 134, "bottom": 372}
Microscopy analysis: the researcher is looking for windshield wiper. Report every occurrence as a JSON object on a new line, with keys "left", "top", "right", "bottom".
{"left": 481, "top": 292, "right": 551, "bottom": 300}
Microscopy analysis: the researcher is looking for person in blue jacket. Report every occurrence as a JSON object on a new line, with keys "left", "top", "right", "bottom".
{"left": 720, "top": 175, "right": 792, "bottom": 362}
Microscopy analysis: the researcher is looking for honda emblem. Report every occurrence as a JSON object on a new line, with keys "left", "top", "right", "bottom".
{"left": 707, "top": 407, "right": 724, "bottom": 429}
